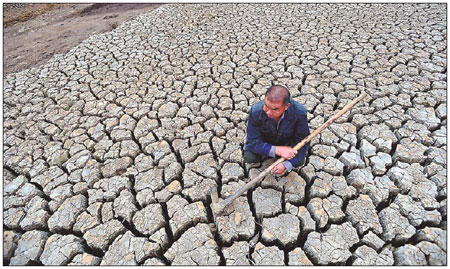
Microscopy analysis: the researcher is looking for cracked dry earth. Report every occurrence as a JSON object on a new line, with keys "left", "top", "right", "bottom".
{"left": 3, "top": 3, "right": 447, "bottom": 266}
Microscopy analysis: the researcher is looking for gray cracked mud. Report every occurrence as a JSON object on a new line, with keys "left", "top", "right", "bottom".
{"left": 3, "top": 3, "right": 446, "bottom": 265}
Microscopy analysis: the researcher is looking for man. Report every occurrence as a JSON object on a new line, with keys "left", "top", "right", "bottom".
{"left": 243, "top": 85, "right": 310, "bottom": 175}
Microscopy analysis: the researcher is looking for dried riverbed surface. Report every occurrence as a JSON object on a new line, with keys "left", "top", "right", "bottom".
{"left": 3, "top": 3, "right": 447, "bottom": 266}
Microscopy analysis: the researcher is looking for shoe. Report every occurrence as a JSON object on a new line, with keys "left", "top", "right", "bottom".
{"left": 292, "top": 163, "right": 306, "bottom": 174}
{"left": 244, "top": 162, "right": 260, "bottom": 171}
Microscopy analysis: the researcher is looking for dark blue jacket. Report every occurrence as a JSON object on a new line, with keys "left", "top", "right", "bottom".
{"left": 244, "top": 99, "right": 310, "bottom": 168}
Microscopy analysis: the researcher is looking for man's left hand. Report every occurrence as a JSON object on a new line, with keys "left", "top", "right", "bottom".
{"left": 271, "top": 163, "right": 286, "bottom": 175}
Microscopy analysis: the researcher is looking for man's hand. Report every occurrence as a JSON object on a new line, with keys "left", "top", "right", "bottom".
{"left": 275, "top": 146, "right": 297, "bottom": 160}
{"left": 271, "top": 163, "right": 286, "bottom": 175}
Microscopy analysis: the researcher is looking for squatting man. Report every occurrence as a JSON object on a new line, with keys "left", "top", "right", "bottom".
{"left": 243, "top": 85, "right": 310, "bottom": 175}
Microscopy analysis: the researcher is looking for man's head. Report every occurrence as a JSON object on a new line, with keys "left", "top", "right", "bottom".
{"left": 263, "top": 85, "right": 291, "bottom": 120}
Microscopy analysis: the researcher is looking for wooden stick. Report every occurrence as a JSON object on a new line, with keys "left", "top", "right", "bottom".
{"left": 212, "top": 92, "right": 368, "bottom": 213}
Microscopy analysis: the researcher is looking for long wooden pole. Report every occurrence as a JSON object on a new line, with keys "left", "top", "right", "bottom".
{"left": 211, "top": 92, "right": 368, "bottom": 214}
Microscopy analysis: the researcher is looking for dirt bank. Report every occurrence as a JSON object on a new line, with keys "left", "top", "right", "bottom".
{"left": 3, "top": 3, "right": 163, "bottom": 76}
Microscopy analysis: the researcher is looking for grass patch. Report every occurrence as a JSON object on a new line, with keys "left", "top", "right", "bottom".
{"left": 3, "top": 3, "right": 66, "bottom": 28}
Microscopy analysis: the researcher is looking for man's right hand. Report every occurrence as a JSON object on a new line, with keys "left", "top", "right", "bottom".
{"left": 275, "top": 146, "right": 297, "bottom": 160}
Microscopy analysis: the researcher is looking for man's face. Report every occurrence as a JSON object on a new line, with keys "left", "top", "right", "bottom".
{"left": 263, "top": 98, "right": 290, "bottom": 120}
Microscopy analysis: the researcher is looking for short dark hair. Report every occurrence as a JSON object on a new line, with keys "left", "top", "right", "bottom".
{"left": 265, "top": 85, "right": 291, "bottom": 106}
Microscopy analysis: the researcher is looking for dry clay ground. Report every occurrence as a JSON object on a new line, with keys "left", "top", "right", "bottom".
{"left": 3, "top": 3, "right": 447, "bottom": 266}
{"left": 3, "top": 3, "right": 162, "bottom": 76}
